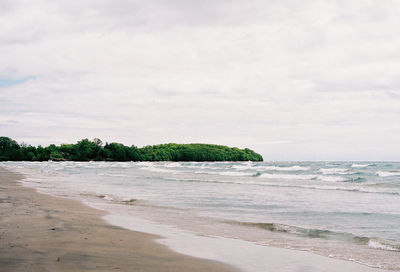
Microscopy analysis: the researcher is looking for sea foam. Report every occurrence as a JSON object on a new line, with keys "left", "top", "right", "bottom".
{"left": 139, "top": 166, "right": 180, "bottom": 174}
{"left": 319, "top": 168, "right": 349, "bottom": 175}
{"left": 368, "top": 239, "right": 400, "bottom": 252}
{"left": 258, "top": 173, "right": 349, "bottom": 182}
{"left": 351, "top": 164, "right": 372, "bottom": 168}
{"left": 376, "top": 171, "right": 400, "bottom": 177}
{"left": 261, "top": 165, "right": 311, "bottom": 171}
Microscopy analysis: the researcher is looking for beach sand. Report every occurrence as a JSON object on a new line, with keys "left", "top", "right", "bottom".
{"left": 0, "top": 167, "right": 238, "bottom": 272}
{"left": 0, "top": 166, "right": 388, "bottom": 272}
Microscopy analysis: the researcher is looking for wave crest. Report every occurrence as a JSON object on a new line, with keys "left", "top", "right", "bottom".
{"left": 368, "top": 239, "right": 400, "bottom": 252}
{"left": 261, "top": 165, "right": 311, "bottom": 171}
{"left": 319, "top": 168, "right": 349, "bottom": 175}
{"left": 376, "top": 171, "right": 400, "bottom": 177}
{"left": 230, "top": 221, "right": 400, "bottom": 252}
{"left": 257, "top": 173, "right": 352, "bottom": 182}
{"left": 351, "top": 163, "right": 373, "bottom": 168}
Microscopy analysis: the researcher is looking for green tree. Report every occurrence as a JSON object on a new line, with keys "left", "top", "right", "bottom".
{"left": 73, "top": 139, "right": 99, "bottom": 161}
{"left": 0, "top": 137, "right": 20, "bottom": 160}
{"left": 0, "top": 137, "right": 263, "bottom": 162}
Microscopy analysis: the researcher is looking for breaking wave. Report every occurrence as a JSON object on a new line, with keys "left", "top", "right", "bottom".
{"left": 230, "top": 221, "right": 400, "bottom": 252}
{"left": 260, "top": 165, "right": 311, "bottom": 171}
{"left": 376, "top": 171, "right": 400, "bottom": 177}
{"left": 230, "top": 165, "right": 311, "bottom": 172}
{"left": 352, "top": 163, "right": 374, "bottom": 168}
{"left": 368, "top": 239, "right": 400, "bottom": 252}
{"left": 98, "top": 173, "right": 128, "bottom": 177}
{"left": 139, "top": 166, "right": 180, "bottom": 174}
{"left": 319, "top": 168, "right": 349, "bottom": 175}
{"left": 257, "top": 173, "right": 356, "bottom": 182}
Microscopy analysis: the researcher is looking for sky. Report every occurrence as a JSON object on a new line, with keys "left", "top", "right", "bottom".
{"left": 1, "top": 0, "right": 400, "bottom": 161}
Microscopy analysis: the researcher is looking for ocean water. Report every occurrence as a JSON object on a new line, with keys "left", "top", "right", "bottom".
{"left": 2, "top": 161, "right": 400, "bottom": 270}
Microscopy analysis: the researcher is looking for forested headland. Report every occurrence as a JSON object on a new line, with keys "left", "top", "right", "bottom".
{"left": 0, "top": 137, "right": 263, "bottom": 162}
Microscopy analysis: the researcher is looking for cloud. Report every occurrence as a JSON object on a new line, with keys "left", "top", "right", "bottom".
{"left": 0, "top": 0, "right": 400, "bottom": 160}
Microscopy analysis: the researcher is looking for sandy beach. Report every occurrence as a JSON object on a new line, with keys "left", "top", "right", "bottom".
{"left": 0, "top": 164, "right": 392, "bottom": 272}
{"left": 0, "top": 166, "right": 237, "bottom": 272}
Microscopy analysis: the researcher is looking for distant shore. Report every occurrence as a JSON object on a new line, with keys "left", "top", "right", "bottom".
{"left": 0, "top": 166, "right": 237, "bottom": 272}
{"left": 0, "top": 137, "right": 263, "bottom": 162}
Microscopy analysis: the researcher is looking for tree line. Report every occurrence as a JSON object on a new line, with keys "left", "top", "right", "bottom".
{"left": 0, "top": 137, "right": 263, "bottom": 162}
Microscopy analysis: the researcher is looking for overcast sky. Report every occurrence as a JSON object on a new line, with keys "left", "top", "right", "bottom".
{"left": 1, "top": 0, "right": 400, "bottom": 160}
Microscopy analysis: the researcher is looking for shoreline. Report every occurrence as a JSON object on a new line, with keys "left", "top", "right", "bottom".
{"left": 101, "top": 211, "right": 387, "bottom": 272}
{"left": 0, "top": 165, "right": 390, "bottom": 272}
{"left": 0, "top": 166, "right": 238, "bottom": 272}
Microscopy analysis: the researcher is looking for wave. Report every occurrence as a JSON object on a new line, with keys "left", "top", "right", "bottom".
{"left": 162, "top": 176, "right": 397, "bottom": 195}
{"left": 218, "top": 171, "right": 253, "bottom": 177}
{"left": 164, "top": 177, "right": 221, "bottom": 184}
{"left": 158, "top": 162, "right": 222, "bottom": 170}
{"left": 162, "top": 162, "right": 211, "bottom": 169}
{"left": 308, "top": 184, "right": 397, "bottom": 195}
{"left": 80, "top": 193, "right": 116, "bottom": 201}
{"left": 319, "top": 168, "right": 349, "bottom": 175}
{"left": 194, "top": 170, "right": 254, "bottom": 177}
{"left": 247, "top": 222, "right": 367, "bottom": 240}
{"left": 261, "top": 165, "right": 311, "bottom": 171}
{"left": 258, "top": 173, "right": 316, "bottom": 180}
{"left": 98, "top": 173, "right": 128, "bottom": 177}
{"left": 230, "top": 165, "right": 311, "bottom": 172}
{"left": 230, "top": 164, "right": 254, "bottom": 170}
{"left": 229, "top": 221, "right": 400, "bottom": 252}
{"left": 139, "top": 166, "right": 180, "bottom": 174}
{"left": 351, "top": 163, "right": 373, "bottom": 168}
{"left": 376, "top": 171, "right": 400, "bottom": 177}
{"left": 257, "top": 173, "right": 352, "bottom": 182}
{"left": 318, "top": 175, "right": 351, "bottom": 182}
{"left": 368, "top": 239, "right": 400, "bottom": 252}
{"left": 135, "top": 161, "right": 155, "bottom": 167}
{"left": 160, "top": 162, "right": 182, "bottom": 168}
{"left": 81, "top": 192, "right": 138, "bottom": 205}
{"left": 64, "top": 161, "right": 133, "bottom": 169}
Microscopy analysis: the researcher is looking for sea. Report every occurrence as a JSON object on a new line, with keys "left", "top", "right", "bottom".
{"left": 2, "top": 161, "right": 399, "bottom": 271}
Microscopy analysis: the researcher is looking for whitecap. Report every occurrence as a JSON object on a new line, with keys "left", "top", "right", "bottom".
{"left": 139, "top": 166, "right": 180, "bottom": 174}
{"left": 316, "top": 175, "right": 348, "bottom": 182}
{"left": 319, "top": 168, "right": 349, "bottom": 175}
{"left": 351, "top": 163, "right": 371, "bottom": 168}
{"left": 258, "top": 173, "right": 317, "bottom": 180}
{"left": 258, "top": 165, "right": 311, "bottom": 171}
{"left": 103, "top": 194, "right": 114, "bottom": 201}
{"left": 162, "top": 162, "right": 183, "bottom": 168}
{"left": 258, "top": 173, "right": 349, "bottom": 182}
{"left": 368, "top": 239, "right": 400, "bottom": 252}
{"left": 193, "top": 170, "right": 251, "bottom": 176}
{"left": 217, "top": 171, "right": 253, "bottom": 177}
{"left": 135, "top": 161, "right": 154, "bottom": 167}
{"left": 98, "top": 173, "right": 128, "bottom": 177}
{"left": 231, "top": 165, "right": 253, "bottom": 171}
{"left": 375, "top": 171, "right": 400, "bottom": 177}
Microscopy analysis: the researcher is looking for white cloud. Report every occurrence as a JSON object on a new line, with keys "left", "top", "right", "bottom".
{"left": 0, "top": 0, "right": 400, "bottom": 160}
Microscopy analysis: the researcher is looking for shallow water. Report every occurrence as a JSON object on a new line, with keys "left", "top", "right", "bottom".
{"left": 2, "top": 161, "right": 400, "bottom": 270}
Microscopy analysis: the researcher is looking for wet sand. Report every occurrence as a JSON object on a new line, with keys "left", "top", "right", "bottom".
{"left": 0, "top": 166, "right": 238, "bottom": 272}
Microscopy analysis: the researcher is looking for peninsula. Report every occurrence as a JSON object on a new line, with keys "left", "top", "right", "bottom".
{"left": 0, "top": 137, "right": 263, "bottom": 162}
